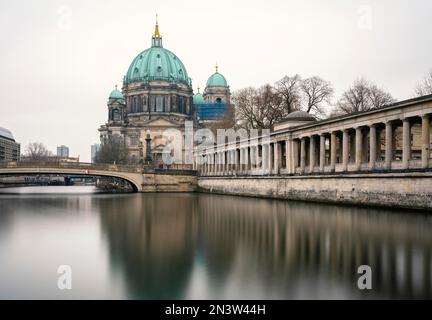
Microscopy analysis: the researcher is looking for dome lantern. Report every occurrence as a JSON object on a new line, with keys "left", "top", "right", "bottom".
{"left": 152, "top": 14, "right": 163, "bottom": 48}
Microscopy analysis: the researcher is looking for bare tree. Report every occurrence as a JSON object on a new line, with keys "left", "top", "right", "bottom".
{"left": 205, "top": 104, "right": 236, "bottom": 134}
{"left": 300, "top": 76, "right": 334, "bottom": 115}
{"left": 368, "top": 84, "right": 395, "bottom": 109}
{"left": 95, "top": 135, "right": 129, "bottom": 165}
{"left": 233, "top": 85, "right": 283, "bottom": 129}
{"left": 334, "top": 78, "right": 394, "bottom": 115}
{"left": 23, "top": 142, "right": 53, "bottom": 160}
{"left": 415, "top": 70, "right": 432, "bottom": 96}
{"left": 274, "top": 75, "right": 302, "bottom": 114}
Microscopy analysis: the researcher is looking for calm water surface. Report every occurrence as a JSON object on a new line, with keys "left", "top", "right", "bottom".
{"left": 0, "top": 186, "right": 431, "bottom": 299}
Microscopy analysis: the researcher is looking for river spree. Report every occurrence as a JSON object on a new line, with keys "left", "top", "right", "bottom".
{"left": 0, "top": 186, "right": 431, "bottom": 299}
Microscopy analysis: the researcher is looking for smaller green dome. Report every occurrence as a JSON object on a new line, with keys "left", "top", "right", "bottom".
{"left": 206, "top": 72, "right": 228, "bottom": 87}
{"left": 109, "top": 88, "right": 124, "bottom": 99}
{"left": 193, "top": 92, "right": 205, "bottom": 105}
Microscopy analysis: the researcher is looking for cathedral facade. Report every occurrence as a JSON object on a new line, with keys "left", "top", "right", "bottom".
{"left": 98, "top": 19, "right": 231, "bottom": 166}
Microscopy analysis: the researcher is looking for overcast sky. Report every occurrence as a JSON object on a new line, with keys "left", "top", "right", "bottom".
{"left": 1, "top": 0, "right": 431, "bottom": 161}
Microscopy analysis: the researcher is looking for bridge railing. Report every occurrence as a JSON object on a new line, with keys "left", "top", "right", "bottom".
{"left": 0, "top": 161, "right": 146, "bottom": 173}
{"left": 0, "top": 161, "right": 195, "bottom": 174}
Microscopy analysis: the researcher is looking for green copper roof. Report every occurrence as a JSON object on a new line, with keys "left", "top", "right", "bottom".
{"left": 206, "top": 72, "right": 228, "bottom": 87}
{"left": 109, "top": 88, "right": 124, "bottom": 99}
{"left": 193, "top": 92, "right": 205, "bottom": 105}
{"left": 125, "top": 46, "right": 191, "bottom": 86}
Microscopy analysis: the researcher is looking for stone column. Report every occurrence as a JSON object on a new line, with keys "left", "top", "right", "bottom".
{"left": 256, "top": 145, "right": 261, "bottom": 174}
{"left": 220, "top": 151, "right": 224, "bottom": 175}
{"left": 422, "top": 114, "right": 430, "bottom": 169}
{"left": 385, "top": 121, "right": 393, "bottom": 170}
{"left": 213, "top": 153, "right": 217, "bottom": 175}
{"left": 229, "top": 150, "right": 234, "bottom": 175}
{"left": 268, "top": 144, "right": 272, "bottom": 174}
{"left": 402, "top": 118, "right": 411, "bottom": 169}
{"left": 262, "top": 143, "right": 271, "bottom": 174}
{"left": 273, "top": 142, "right": 279, "bottom": 175}
{"left": 250, "top": 146, "right": 254, "bottom": 172}
{"left": 293, "top": 139, "right": 299, "bottom": 171}
{"left": 209, "top": 153, "right": 213, "bottom": 176}
{"left": 239, "top": 148, "right": 243, "bottom": 174}
{"left": 319, "top": 134, "right": 326, "bottom": 172}
{"left": 286, "top": 139, "right": 292, "bottom": 174}
{"left": 369, "top": 125, "right": 377, "bottom": 170}
{"left": 310, "top": 136, "right": 316, "bottom": 172}
{"left": 300, "top": 138, "right": 306, "bottom": 174}
{"left": 342, "top": 130, "right": 349, "bottom": 171}
{"left": 330, "top": 132, "right": 337, "bottom": 172}
{"left": 355, "top": 127, "right": 363, "bottom": 171}
{"left": 234, "top": 149, "right": 239, "bottom": 175}
{"left": 219, "top": 152, "right": 223, "bottom": 175}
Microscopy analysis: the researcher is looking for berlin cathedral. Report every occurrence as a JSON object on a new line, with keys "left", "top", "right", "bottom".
{"left": 98, "top": 18, "right": 231, "bottom": 165}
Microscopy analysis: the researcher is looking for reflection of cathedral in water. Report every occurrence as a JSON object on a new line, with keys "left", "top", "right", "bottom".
{"left": 98, "top": 195, "right": 432, "bottom": 299}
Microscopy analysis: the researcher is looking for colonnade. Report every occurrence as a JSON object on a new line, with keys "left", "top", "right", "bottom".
{"left": 194, "top": 113, "right": 431, "bottom": 176}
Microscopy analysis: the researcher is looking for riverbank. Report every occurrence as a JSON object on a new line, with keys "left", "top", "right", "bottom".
{"left": 197, "top": 172, "right": 432, "bottom": 210}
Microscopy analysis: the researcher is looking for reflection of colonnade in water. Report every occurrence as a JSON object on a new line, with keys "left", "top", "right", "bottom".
{"left": 198, "top": 196, "right": 432, "bottom": 298}
{"left": 98, "top": 194, "right": 432, "bottom": 299}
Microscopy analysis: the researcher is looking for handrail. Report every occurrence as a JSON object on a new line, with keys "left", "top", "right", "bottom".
{"left": 0, "top": 161, "right": 194, "bottom": 174}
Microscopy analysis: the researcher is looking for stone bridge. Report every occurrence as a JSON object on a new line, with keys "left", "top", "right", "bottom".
{"left": 0, "top": 161, "right": 197, "bottom": 193}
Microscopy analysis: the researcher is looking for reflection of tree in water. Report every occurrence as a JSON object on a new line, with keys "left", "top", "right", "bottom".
{"left": 98, "top": 194, "right": 197, "bottom": 299}
{"left": 99, "top": 193, "right": 432, "bottom": 299}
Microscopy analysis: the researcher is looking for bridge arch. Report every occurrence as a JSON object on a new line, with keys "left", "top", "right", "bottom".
{"left": 0, "top": 163, "right": 143, "bottom": 192}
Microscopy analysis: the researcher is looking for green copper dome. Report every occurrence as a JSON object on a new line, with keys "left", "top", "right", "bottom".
{"left": 125, "top": 38, "right": 191, "bottom": 86}
{"left": 206, "top": 72, "right": 228, "bottom": 87}
{"left": 109, "top": 88, "right": 124, "bottom": 99}
{"left": 193, "top": 92, "right": 205, "bottom": 105}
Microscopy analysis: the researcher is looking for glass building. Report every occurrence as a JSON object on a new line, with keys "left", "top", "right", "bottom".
{"left": 0, "top": 127, "right": 20, "bottom": 162}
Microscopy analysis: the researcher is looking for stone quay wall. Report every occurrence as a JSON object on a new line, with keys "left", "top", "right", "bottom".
{"left": 197, "top": 172, "right": 432, "bottom": 210}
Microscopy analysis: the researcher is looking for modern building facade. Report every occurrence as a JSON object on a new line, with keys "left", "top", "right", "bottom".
{"left": 57, "top": 145, "right": 69, "bottom": 158}
{"left": 0, "top": 127, "right": 20, "bottom": 162}
{"left": 98, "top": 18, "right": 231, "bottom": 166}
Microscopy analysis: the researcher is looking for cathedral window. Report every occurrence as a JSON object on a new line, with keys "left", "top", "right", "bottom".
{"left": 137, "top": 95, "right": 142, "bottom": 112}
{"left": 133, "top": 97, "right": 137, "bottom": 113}
{"left": 113, "top": 109, "right": 120, "bottom": 121}
{"left": 150, "top": 95, "right": 156, "bottom": 111}
{"left": 178, "top": 96, "right": 184, "bottom": 113}
{"left": 143, "top": 96, "right": 148, "bottom": 112}
{"left": 156, "top": 95, "right": 163, "bottom": 112}
{"left": 165, "top": 96, "right": 170, "bottom": 112}
{"left": 129, "top": 135, "right": 139, "bottom": 147}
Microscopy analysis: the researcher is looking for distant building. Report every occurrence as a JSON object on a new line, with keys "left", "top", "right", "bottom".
{"left": 57, "top": 145, "right": 69, "bottom": 158}
{"left": 0, "top": 127, "right": 20, "bottom": 162}
{"left": 193, "top": 66, "right": 232, "bottom": 127}
{"left": 91, "top": 144, "right": 101, "bottom": 163}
